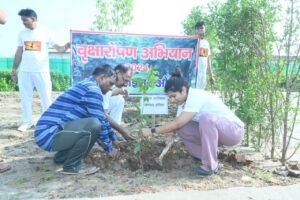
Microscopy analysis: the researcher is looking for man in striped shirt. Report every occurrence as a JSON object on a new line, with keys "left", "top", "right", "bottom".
{"left": 35, "top": 64, "right": 117, "bottom": 175}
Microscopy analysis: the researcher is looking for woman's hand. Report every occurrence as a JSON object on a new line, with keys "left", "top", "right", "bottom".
{"left": 140, "top": 128, "right": 152, "bottom": 138}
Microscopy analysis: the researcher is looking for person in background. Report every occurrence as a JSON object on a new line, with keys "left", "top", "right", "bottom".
{"left": 195, "top": 21, "right": 215, "bottom": 89}
{"left": 35, "top": 64, "right": 119, "bottom": 175}
{"left": 11, "top": 8, "right": 70, "bottom": 132}
{"left": 140, "top": 68, "right": 244, "bottom": 176}
{"left": 103, "top": 64, "right": 134, "bottom": 141}
{"left": 0, "top": 8, "right": 11, "bottom": 174}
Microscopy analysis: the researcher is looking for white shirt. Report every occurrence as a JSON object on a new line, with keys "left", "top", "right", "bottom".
{"left": 197, "top": 39, "right": 210, "bottom": 74}
{"left": 18, "top": 27, "right": 56, "bottom": 72}
{"left": 102, "top": 90, "right": 112, "bottom": 111}
{"left": 177, "top": 88, "right": 244, "bottom": 127}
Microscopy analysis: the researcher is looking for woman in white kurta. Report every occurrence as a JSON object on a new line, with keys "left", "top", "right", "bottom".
{"left": 140, "top": 69, "right": 244, "bottom": 176}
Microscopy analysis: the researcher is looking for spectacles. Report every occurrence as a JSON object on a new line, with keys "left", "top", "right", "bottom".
{"left": 116, "top": 72, "right": 130, "bottom": 85}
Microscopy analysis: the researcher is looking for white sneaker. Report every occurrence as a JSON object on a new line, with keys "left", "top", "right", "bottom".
{"left": 17, "top": 123, "right": 33, "bottom": 132}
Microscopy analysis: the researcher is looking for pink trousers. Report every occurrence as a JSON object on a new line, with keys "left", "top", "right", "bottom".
{"left": 177, "top": 113, "right": 244, "bottom": 170}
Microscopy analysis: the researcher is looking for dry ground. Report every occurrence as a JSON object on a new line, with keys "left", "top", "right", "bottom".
{"left": 0, "top": 92, "right": 299, "bottom": 199}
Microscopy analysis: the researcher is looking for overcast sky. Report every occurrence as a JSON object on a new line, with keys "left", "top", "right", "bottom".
{"left": 0, "top": 0, "right": 209, "bottom": 57}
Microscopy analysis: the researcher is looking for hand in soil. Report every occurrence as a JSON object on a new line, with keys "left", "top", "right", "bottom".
{"left": 108, "top": 148, "right": 120, "bottom": 159}
{"left": 122, "top": 132, "right": 136, "bottom": 141}
{"left": 140, "top": 128, "right": 151, "bottom": 138}
{"left": 113, "top": 140, "right": 128, "bottom": 150}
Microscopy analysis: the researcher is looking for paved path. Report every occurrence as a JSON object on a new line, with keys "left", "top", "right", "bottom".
{"left": 100, "top": 183, "right": 300, "bottom": 200}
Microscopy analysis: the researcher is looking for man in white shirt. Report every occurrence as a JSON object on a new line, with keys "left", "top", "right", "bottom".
{"left": 103, "top": 64, "right": 134, "bottom": 141}
{"left": 195, "top": 21, "right": 215, "bottom": 89}
{"left": 11, "top": 8, "right": 70, "bottom": 132}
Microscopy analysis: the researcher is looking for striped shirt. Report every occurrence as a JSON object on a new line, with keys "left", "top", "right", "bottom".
{"left": 34, "top": 76, "right": 117, "bottom": 152}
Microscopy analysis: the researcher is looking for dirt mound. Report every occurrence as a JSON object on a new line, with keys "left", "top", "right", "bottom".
{"left": 87, "top": 140, "right": 192, "bottom": 172}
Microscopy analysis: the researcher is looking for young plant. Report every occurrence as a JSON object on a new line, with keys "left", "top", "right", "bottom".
{"left": 131, "top": 66, "right": 159, "bottom": 169}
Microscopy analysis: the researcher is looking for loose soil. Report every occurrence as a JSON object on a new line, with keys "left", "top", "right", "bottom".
{"left": 0, "top": 92, "right": 299, "bottom": 199}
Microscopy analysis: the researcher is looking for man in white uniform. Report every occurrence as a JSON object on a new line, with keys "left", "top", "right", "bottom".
{"left": 195, "top": 21, "right": 215, "bottom": 89}
{"left": 11, "top": 8, "right": 70, "bottom": 132}
{"left": 103, "top": 64, "right": 134, "bottom": 141}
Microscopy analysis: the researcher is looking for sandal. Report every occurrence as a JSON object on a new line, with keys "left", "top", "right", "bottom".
{"left": 193, "top": 165, "right": 218, "bottom": 176}
{"left": 60, "top": 165, "right": 99, "bottom": 175}
{"left": 0, "top": 163, "right": 11, "bottom": 173}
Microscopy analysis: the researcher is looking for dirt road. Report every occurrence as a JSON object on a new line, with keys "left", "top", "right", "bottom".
{"left": 0, "top": 92, "right": 299, "bottom": 199}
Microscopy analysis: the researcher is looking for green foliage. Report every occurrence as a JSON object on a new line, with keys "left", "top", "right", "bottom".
{"left": 132, "top": 67, "right": 159, "bottom": 154}
{"left": 183, "top": 0, "right": 300, "bottom": 162}
{"left": 0, "top": 71, "right": 18, "bottom": 91}
{"left": 93, "top": 0, "right": 134, "bottom": 32}
{"left": 133, "top": 67, "right": 160, "bottom": 96}
{"left": 51, "top": 72, "right": 70, "bottom": 91}
{"left": 210, "top": 0, "right": 280, "bottom": 148}
{"left": 0, "top": 71, "right": 70, "bottom": 91}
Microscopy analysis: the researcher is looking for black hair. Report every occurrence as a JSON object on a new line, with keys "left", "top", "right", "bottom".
{"left": 18, "top": 9, "right": 37, "bottom": 20}
{"left": 114, "top": 64, "right": 131, "bottom": 73}
{"left": 92, "top": 64, "right": 115, "bottom": 77}
{"left": 195, "top": 21, "right": 205, "bottom": 29}
{"left": 164, "top": 68, "right": 189, "bottom": 93}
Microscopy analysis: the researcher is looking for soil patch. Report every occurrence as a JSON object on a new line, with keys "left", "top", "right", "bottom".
{"left": 0, "top": 92, "right": 299, "bottom": 199}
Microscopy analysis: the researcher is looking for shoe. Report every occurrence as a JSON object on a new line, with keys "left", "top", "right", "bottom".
{"left": 17, "top": 123, "right": 33, "bottom": 132}
{"left": 193, "top": 165, "right": 218, "bottom": 176}
{"left": 60, "top": 166, "right": 99, "bottom": 175}
{"left": 0, "top": 163, "right": 11, "bottom": 173}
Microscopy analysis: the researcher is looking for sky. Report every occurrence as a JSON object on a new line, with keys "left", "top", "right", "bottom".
{"left": 0, "top": 0, "right": 208, "bottom": 57}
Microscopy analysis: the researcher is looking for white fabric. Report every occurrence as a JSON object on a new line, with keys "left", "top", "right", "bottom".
{"left": 196, "top": 39, "right": 211, "bottom": 89}
{"left": 18, "top": 71, "right": 52, "bottom": 124}
{"left": 18, "top": 27, "right": 55, "bottom": 72}
{"left": 103, "top": 92, "right": 125, "bottom": 125}
{"left": 176, "top": 88, "right": 244, "bottom": 128}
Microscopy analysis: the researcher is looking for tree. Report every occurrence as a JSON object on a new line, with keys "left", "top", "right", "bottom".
{"left": 276, "top": 0, "right": 300, "bottom": 163}
{"left": 183, "top": 0, "right": 300, "bottom": 164}
{"left": 94, "top": 0, "right": 134, "bottom": 32}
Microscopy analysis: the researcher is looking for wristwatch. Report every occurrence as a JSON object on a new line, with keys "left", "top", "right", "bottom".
{"left": 151, "top": 128, "right": 156, "bottom": 136}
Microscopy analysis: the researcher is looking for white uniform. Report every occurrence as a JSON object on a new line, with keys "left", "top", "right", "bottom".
{"left": 196, "top": 39, "right": 210, "bottom": 89}
{"left": 177, "top": 88, "right": 244, "bottom": 128}
{"left": 102, "top": 90, "right": 125, "bottom": 125}
{"left": 17, "top": 27, "right": 55, "bottom": 125}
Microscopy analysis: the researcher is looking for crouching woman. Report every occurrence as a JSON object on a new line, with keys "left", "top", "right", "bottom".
{"left": 140, "top": 69, "right": 244, "bottom": 176}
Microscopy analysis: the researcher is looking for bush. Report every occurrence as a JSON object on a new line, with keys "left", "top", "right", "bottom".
{"left": 0, "top": 71, "right": 70, "bottom": 91}
{"left": 0, "top": 71, "right": 18, "bottom": 91}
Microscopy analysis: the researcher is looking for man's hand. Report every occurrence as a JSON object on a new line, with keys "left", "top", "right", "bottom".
{"left": 64, "top": 42, "right": 71, "bottom": 50}
{"left": 122, "top": 130, "right": 135, "bottom": 141}
{"left": 11, "top": 68, "right": 17, "bottom": 82}
{"left": 113, "top": 140, "right": 128, "bottom": 150}
{"left": 112, "top": 88, "right": 128, "bottom": 97}
{"left": 140, "top": 128, "right": 151, "bottom": 138}
{"left": 108, "top": 147, "right": 119, "bottom": 159}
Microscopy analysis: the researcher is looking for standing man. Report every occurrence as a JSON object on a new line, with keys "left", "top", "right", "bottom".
{"left": 35, "top": 64, "right": 118, "bottom": 175}
{"left": 11, "top": 8, "right": 70, "bottom": 132}
{"left": 0, "top": 8, "right": 11, "bottom": 174}
{"left": 195, "top": 21, "right": 215, "bottom": 89}
{"left": 103, "top": 64, "right": 134, "bottom": 141}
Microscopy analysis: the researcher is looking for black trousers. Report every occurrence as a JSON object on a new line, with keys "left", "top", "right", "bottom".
{"left": 51, "top": 117, "right": 101, "bottom": 172}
